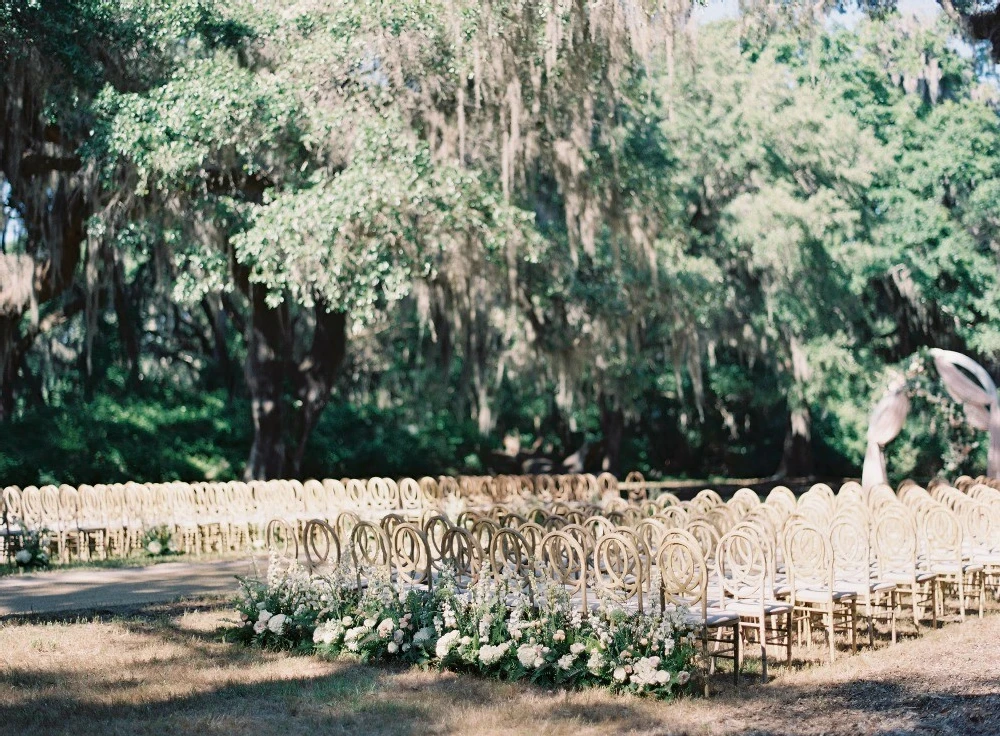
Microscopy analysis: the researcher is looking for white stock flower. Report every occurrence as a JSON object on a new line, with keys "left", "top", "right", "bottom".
{"left": 267, "top": 613, "right": 287, "bottom": 635}
{"left": 663, "top": 638, "right": 675, "bottom": 655}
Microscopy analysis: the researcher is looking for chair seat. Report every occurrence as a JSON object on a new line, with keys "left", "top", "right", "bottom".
{"left": 880, "top": 570, "right": 936, "bottom": 584}
{"left": 788, "top": 587, "right": 856, "bottom": 603}
{"left": 719, "top": 599, "right": 792, "bottom": 616}
{"left": 924, "top": 562, "right": 984, "bottom": 575}
{"left": 970, "top": 551, "right": 1000, "bottom": 565}
{"left": 834, "top": 579, "right": 896, "bottom": 594}
{"left": 663, "top": 603, "right": 740, "bottom": 627}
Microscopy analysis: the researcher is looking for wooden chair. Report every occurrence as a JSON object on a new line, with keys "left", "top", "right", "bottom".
{"left": 715, "top": 525, "right": 792, "bottom": 683}
{"left": 657, "top": 529, "right": 740, "bottom": 688}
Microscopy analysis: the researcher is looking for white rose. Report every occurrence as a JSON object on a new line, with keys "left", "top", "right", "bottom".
{"left": 364, "top": 618, "right": 376, "bottom": 629}
{"left": 613, "top": 667, "right": 628, "bottom": 682}
{"left": 253, "top": 620, "right": 267, "bottom": 634}
{"left": 342, "top": 616, "right": 354, "bottom": 626}
{"left": 267, "top": 614, "right": 287, "bottom": 635}
{"left": 655, "top": 670, "right": 670, "bottom": 684}
{"left": 377, "top": 619, "right": 395, "bottom": 639}
{"left": 387, "top": 642, "right": 399, "bottom": 654}
{"left": 677, "top": 671, "right": 690, "bottom": 685}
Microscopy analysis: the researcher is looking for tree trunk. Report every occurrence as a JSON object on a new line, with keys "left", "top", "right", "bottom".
{"left": 599, "top": 395, "right": 624, "bottom": 476}
{"left": 288, "top": 306, "right": 347, "bottom": 477}
{"left": 203, "top": 295, "right": 236, "bottom": 399}
{"left": 244, "top": 287, "right": 289, "bottom": 480}
{"left": 776, "top": 405, "right": 814, "bottom": 478}
{"left": 0, "top": 316, "right": 18, "bottom": 422}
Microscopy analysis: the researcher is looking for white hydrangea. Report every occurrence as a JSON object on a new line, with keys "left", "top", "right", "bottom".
{"left": 344, "top": 626, "right": 368, "bottom": 652}
{"left": 517, "top": 643, "right": 541, "bottom": 669}
{"left": 312, "top": 621, "right": 343, "bottom": 645}
{"left": 435, "top": 630, "right": 461, "bottom": 658}
{"left": 478, "top": 641, "right": 511, "bottom": 666}
{"left": 587, "top": 650, "right": 605, "bottom": 673}
{"left": 413, "top": 626, "right": 436, "bottom": 645}
{"left": 557, "top": 653, "right": 576, "bottom": 670}
{"left": 630, "top": 657, "right": 662, "bottom": 687}
{"left": 14, "top": 550, "right": 31, "bottom": 565}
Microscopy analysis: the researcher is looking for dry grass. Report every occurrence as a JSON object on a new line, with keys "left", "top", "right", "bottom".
{"left": 1, "top": 602, "right": 999, "bottom": 736}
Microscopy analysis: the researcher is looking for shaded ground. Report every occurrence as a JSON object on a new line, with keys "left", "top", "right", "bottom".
{"left": 0, "top": 602, "right": 997, "bottom": 736}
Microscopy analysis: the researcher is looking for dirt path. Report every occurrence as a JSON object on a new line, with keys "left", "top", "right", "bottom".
{"left": 0, "top": 557, "right": 267, "bottom": 615}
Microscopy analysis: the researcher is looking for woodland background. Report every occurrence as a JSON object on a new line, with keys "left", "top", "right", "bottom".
{"left": 3, "top": 0, "right": 1000, "bottom": 485}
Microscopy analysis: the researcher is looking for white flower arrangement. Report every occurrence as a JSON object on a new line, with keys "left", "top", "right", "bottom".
{"left": 230, "top": 556, "right": 698, "bottom": 699}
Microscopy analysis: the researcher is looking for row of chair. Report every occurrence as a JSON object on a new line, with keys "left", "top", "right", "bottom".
{"left": 268, "top": 475, "right": 1000, "bottom": 684}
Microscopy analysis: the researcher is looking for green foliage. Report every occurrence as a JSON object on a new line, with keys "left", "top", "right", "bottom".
{"left": 4, "top": 2, "right": 1000, "bottom": 484}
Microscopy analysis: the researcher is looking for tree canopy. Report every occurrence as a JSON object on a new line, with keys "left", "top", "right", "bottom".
{"left": 1, "top": 0, "right": 999, "bottom": 484}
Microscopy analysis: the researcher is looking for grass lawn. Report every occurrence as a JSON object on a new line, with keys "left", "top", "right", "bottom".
{"left": 1, "top": 600, "right": 999, "bottom": 735}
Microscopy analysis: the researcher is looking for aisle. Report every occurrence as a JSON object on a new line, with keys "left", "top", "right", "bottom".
{"left": 0, "top": 557, "right": 267, "bottom": 615}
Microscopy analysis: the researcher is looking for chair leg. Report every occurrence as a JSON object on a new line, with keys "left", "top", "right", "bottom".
{"left": 850, "top": 598, "right": 857, "bottom": 654}
{"left": 733, "top": 622, "right": 740, "bottom": 687}
{"left": 890, "top": 589, "right": 897, "bottom": 644}
{"left": 759, "top": 618, "right": 768, "bottom": 684}
{"left": 786, "top": 610, "right": 792, "bottom": 665}
{"left": 931, "top": 582, "right": 938, "bottom": 628}
{"left": 827, "top": 605, "right": 835, "bottom": 664}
